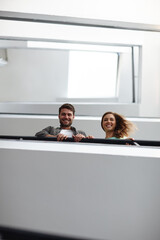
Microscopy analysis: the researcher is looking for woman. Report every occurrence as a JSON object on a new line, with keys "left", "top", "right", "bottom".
{"left": 101, "top": 111, "right": 136, "bottom": 139}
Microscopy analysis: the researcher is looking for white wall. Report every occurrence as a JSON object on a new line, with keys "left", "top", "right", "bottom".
{"left": 0, "top": 140, "right": 160, "bottom": 240}
{"left": 0, "top": 21, "right": 160, "bottom": 116}
{"left": 139, "top": 32, "right": 160, "bottom": 117}
{"left": 0, "top": 4, "right": 160, "bottom": 121}
{"left": 1, "top": 0, "right": 160, "bottom": 25}
{"left": 0, "top": 114, "right": 160, "bottom": 141}
{"left": 0, "top": 6, "right": 160, "bottom": 117}
{"left": 0, "top": 49, "right": 69, "bottom": 101}
{"left": 0, "top": 4, "right": 160, "bottom": 239}
{"left": 0, "top": 48, "right": 134, "bottom": 103}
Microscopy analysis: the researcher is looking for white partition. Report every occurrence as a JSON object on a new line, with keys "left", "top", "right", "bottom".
{"left": 0, "top": 139, "right": 160, "bottom": 240}
{"left": 0, "top": 114, "right": 160, "bottom": 140}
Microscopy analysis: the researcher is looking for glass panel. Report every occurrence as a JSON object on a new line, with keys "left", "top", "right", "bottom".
{"left": 68, "top": 51, "right": 118, "bottom": 98}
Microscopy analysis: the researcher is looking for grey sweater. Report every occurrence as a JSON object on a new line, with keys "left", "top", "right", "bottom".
{"left": 35, "top": 126, "right": 86, "bottom": 138}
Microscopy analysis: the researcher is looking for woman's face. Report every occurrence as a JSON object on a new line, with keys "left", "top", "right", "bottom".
{"left": 102, "top": 113, "right": 116, "bottom": 132}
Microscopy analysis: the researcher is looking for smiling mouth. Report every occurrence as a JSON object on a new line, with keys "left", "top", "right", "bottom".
{"left": 62, "top": 119, "right": 71, "bottom": 125}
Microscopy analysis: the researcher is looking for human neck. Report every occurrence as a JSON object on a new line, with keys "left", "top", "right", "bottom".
{"left": 105, "top": 131, "right": 114, "bottom": 139}
{"left": 61, "top": 126, "right": 71, "bottom": 130}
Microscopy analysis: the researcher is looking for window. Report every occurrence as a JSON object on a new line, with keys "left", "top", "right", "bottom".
{"left": 28, "top": 41, "right": 140, "bottom": 104}
{"left": 68, "top": 51, "right": 118, "bottom": 99}
{"left": 67, "top": 45, "right": 140, "bottom": 103}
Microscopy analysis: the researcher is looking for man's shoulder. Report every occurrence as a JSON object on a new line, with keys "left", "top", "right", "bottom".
{"left": 43, "top": 126, "right": 61, "bottom": 133}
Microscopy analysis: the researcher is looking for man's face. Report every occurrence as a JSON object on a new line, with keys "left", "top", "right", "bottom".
{"left": 59, "top": 108, "right": 75, "bottom": 128}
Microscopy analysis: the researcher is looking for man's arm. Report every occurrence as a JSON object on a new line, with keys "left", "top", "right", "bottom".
{"left": 35, "top": 126, "right": 68, "bottom": 141}
{"left": 45, "top": 134, "right": 56, "bottom": 137}
{"left": 35, "top": 126, "right": 55, "bottom": 138}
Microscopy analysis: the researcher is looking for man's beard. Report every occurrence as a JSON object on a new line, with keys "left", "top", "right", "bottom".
{"left": 60, "top": 119, "right": 72, "bottom": 128}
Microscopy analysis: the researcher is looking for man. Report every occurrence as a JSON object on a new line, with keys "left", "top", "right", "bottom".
{"left": 35, "top": 103, "right": 89, "bottom": 142}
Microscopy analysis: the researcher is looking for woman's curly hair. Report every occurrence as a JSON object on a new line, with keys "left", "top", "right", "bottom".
{"left": 101, "top": 111, "right": 136, "bottom": 138}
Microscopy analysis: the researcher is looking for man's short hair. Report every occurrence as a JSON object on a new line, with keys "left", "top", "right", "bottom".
{"left": 59, "top": 103, "right": 75, "bottom": 115}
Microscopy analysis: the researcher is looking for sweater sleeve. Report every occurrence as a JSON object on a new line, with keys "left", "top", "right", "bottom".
{"left": 76, "top": 130, "right": 87, "bottom": 137}
{"left": 35, "top": 126, "right": 54, "bottom": 138}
